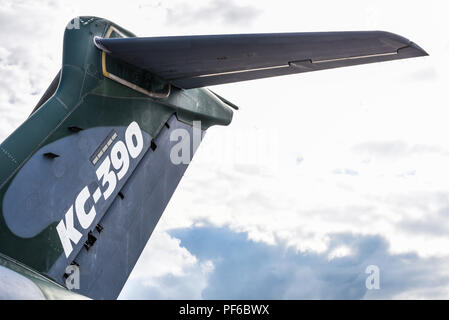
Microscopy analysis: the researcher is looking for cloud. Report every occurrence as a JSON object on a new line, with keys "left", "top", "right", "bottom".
{"left": 119, "top": 231, "right": 214, "bottom": 299}
{"left": 400, "top": 216, "right": 449, "bottom": 237}
{"left": 352, "top": 140, "right": 446, "bottom": 159}
{"left": 121, "top": 226, "right": 449, "bottom": 299}
{"left": 165, "top": 0, "right": 262, "bottom": 27}
{"left": 333, "top": 168, "right": 359, "bottom": 176}
{"left": 406, "top": 67, "right": 438, "bottom": 82}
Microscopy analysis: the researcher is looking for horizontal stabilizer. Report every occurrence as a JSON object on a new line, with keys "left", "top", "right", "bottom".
{"left": 95, "top": 31, "right": 428, "bottom": 88}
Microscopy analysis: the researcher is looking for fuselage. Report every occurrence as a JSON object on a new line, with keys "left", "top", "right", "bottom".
{"left": 0, "top": 253, "right": 86, "bottom": 299}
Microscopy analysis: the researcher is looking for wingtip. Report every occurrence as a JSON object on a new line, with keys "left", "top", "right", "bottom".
{"left": 378, "top": 31, "right": 429, "bottom": 57}
{"left": 409, "top": 41, "right": 429, "bottom": 57}
{"left": 396, "top": 41, "right": 429, "bottom": 59}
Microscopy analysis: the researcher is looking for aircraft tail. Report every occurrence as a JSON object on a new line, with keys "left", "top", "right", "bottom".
{"left": 0, "top": 17, "right": 232, "bottom": 299}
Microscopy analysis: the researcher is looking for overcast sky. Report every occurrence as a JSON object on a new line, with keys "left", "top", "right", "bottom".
{"left": 1, "top": 0, "right": 449, "bottom": 299}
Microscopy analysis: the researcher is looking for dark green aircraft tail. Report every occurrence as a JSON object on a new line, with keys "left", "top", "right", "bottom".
{"left": 0, "top": 16, "right": 426, "bottom": 299}
{"left": 0, "top": 17, "right": 232, "bottom": 299}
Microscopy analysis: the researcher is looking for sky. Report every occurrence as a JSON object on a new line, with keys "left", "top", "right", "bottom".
{"left": 1, "top": 0, "right": 449, "bottom": 299}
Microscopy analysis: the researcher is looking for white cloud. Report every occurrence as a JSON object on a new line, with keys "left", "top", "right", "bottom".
{"left": 328, "top": 246, "right": 353, "bottom": 261}
{"left": 119, "top": 230, "right": 214, "bottom": 299}
{"left": 165, "top": 0, "right": 261, "bottom": 27}
{"left": 128, "top": 231, "right": 200, "bottom": 280}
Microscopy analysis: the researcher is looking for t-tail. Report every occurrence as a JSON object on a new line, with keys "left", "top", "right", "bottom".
{"left": 0, "top": 16, "right": 427, "bottom": 299}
